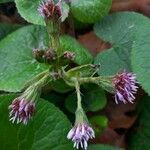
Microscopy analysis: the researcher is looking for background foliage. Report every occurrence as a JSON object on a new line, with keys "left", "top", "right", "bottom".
{"left": 0, "top": 0, "right": 150, "bottom": 149}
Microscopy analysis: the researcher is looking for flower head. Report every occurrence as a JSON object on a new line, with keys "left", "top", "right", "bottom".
{"left": 112, "top": 71, "right": 138, "bottom": 104}
{"left": 38, "top": 0, "right": 62, "bottom": 21}
{"left": 67, "top": 123, "right": 95, "bottom": 150}
{"left": 9, "top": 98, "right": 35, "bottom": 125}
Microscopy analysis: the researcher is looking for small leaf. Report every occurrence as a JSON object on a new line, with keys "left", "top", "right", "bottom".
{"left": 90, "top": 116, "right": 108, "bottom": 128}
{"left": 0, "top": 94, "right": 72, "bottom": 149}
{"left": 71, "top": 0, "right": 112, "bottom": 23}
{"left": 90, "top": 116, "right": 108, "bottom": 135}
{"left": 61, "top": 2, "right": 70, "bottom": 22}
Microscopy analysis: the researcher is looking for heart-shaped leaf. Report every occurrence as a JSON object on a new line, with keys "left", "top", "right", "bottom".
{"left": 94, "top": 12, "right": 150, "bottom": 77}
{"left": 0, "top": 94, "right": 72, "bottom": 150}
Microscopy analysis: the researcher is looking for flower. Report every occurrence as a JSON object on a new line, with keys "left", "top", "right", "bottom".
{"left": 38, "top": 0, "right": 62, "bottom": 20}
{"left": 112, "top": 71, "right": 138, "bottom": 104}
{"left": 67, "top": 123, "right": 95, "bottom": 150}
{"left": 9, "top": 98, "right": 35, "bottom": 125}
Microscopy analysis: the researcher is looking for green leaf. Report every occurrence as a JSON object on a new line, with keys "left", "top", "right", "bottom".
{"left": 0, "top": 23, "right": 21, "bottom": 40}
{"left": 94, "top": 12, "right": 150, "bottom": 76}
{"left": 42, "top": 91, "right": 65, "bottom": 107}
{"left": 0, "top": 25, "right": 48, "bottom": 92}
{"left": 65, "top": 85, "right": 107, "bottom": 113}
{"left": 94, "top": 47, "right": 130, "bottom": 76}
{"left": 131, "top": 22, "right": 150, "bottom": 95}
{"left": 88, "top": 144, "right": 123, "bottom": 150}
{"left": 0, "top": 94, "right": 72, "bottom": 149}
{"left": 0, "top": 0, "right": 13, "bottom": 3}
{"left": 71, "top": 0, "right": 112, "bottom": 23}
{"left": 0, "top": 25, "right": 92, "bottom": 92}
{"left": 128, "top": 95, "right": 150, "bottom": 150}
{"left": 15, "top": 0, "right": 44, "bottom": 25}
{"left": 60, "top": 35, "right": 93, "bottom": 65}
{"left": 15, "top": 0, "right": 69, "bottom": 25}
{"left": 50, "top": 79, "right": 73, "bottom": 93}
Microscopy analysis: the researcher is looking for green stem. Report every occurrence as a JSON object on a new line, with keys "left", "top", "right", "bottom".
{"left": 75, "top": 79, "right": 82, "bottom": 110}
{"left": 77, "top": 76, "right": 113, "bottom": 85}
{"left": 46, "top": 20, "right": 61, "bottom": 69}
{"left": 23, "top": 70, "right": 49, "bottom": 89}
{"left": 46, "top": 21, "right": 61, "bottom": 54}
{"left": 22, "top": 73, "right": 50, "bottom": 101}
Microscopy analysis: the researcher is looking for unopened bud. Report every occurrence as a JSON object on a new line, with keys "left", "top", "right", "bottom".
{"left": 38, "top": 0, "right": 62, "bottom": 21}
{"left": 33, "top": 49, "right": 45, "bottom": 63}
{"left": 63, "top": 51, "right": 75, "bottom": 60}
{"left": 43, "top": 49, "right": 56, "bottom": 64}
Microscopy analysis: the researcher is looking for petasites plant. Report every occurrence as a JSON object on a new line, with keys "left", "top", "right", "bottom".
{"left": 2, "top": 0, "right": 150, "bottom": 150}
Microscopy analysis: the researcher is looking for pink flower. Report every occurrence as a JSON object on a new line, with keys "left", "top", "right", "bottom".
{"left": 38, "top": 0, "right": 62, "bottom": 20}
{"left": 9, "top": 98, "right": 35, "bottom": 125}
{"left": 67, "top": 123, "right": 95, "bottom": 150}
{"left": 112, "top": 71, "right": 138, "bottom": 104}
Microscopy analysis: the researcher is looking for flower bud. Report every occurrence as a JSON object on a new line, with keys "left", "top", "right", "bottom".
{"left": 43, "top": 49, "right": 56, "bottom": 64}
{"left": 63, "top": 51, "right": 75, "bottom": 60}
{"left": 38, "top": 0, "right": 62, "bottom": 21}
{"left": 33, "top": 48, "right": 45, "bottom": 63}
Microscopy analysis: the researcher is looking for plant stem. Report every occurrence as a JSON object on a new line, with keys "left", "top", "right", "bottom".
{"left": 75, "top": 79, "right": 82, "bottom": 110}
{"left": 46, "top": 21, "right": 61, "bottom": 54}
{"left": 46, "top": 20, "right": 61, "bottom": 69}
{"left": 78, "top": 76, "right": 113, "bottom": 84}
{"left": 22, "top": 73, "right": 50, "bottom": 101}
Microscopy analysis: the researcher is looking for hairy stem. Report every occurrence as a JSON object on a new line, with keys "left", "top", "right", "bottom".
{"left": 46, "top": 20, "right": 61, "bottom": 69}
{"left": 75, "top": 79, "right": 82, "bottom": 110}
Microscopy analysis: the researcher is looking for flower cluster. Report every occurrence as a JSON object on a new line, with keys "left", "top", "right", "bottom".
{"left": 9, "top": 97, "right": 35, "bottom": 125}
{"left": 112, "top": 71, "right": 138, "bottom": 104}
{"left": 38, "top": 0, "right": 62, "bottom": 21}
{"left": 67, "top": 123, "right": 95, "bottom": 150}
